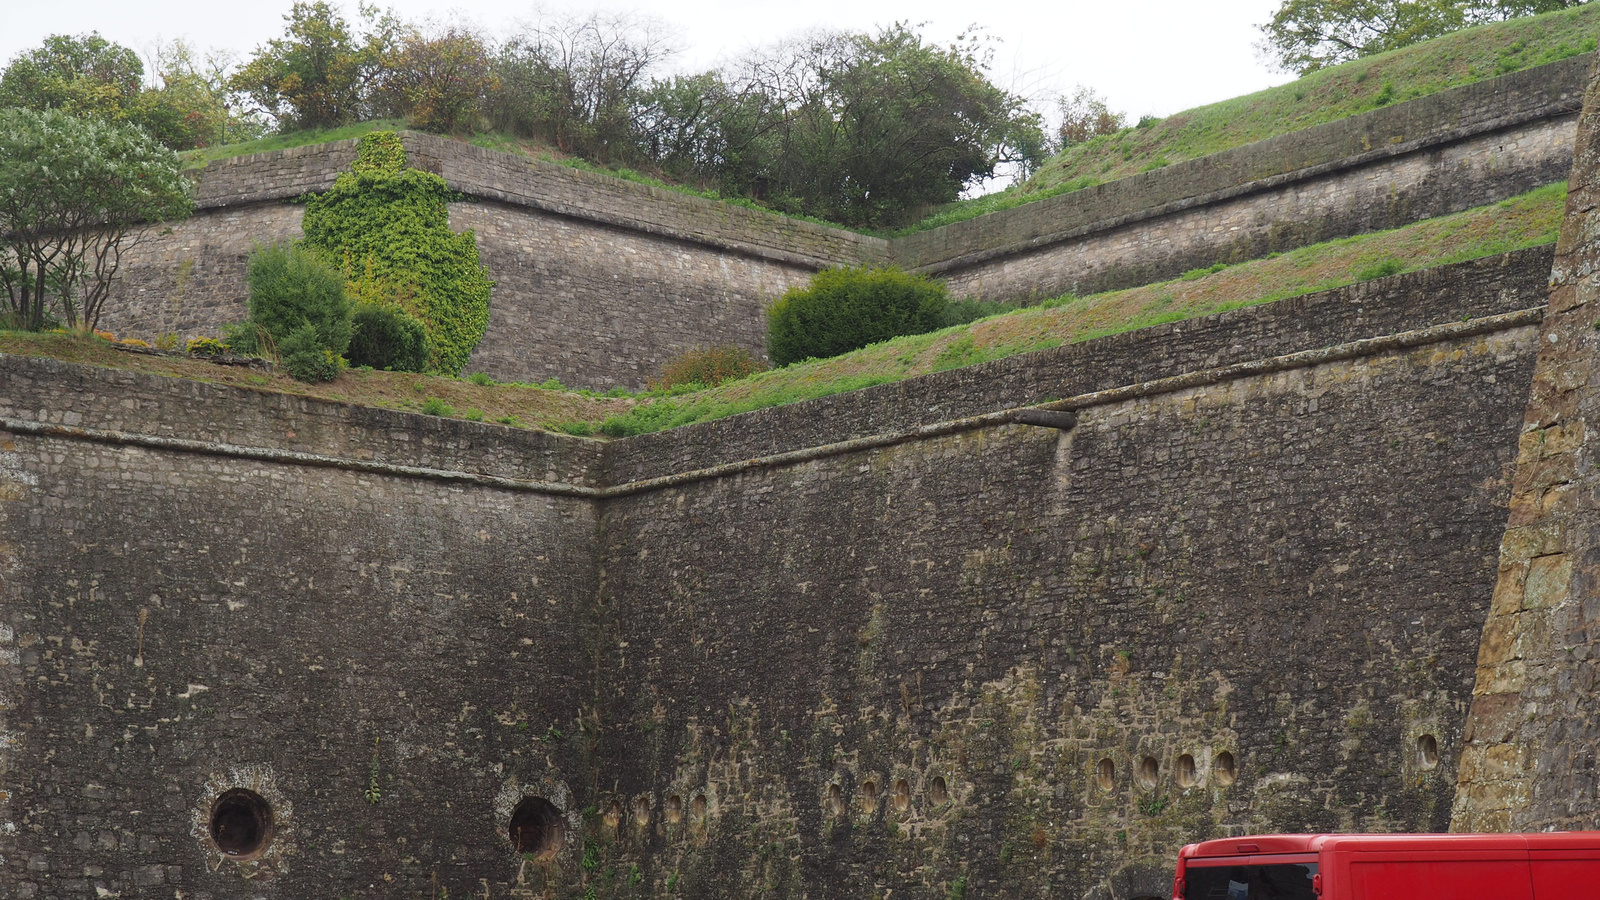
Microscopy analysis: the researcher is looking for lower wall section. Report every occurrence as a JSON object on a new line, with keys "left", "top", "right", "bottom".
{"left": 0, "top": 428, "right": 600, "bottom": 899}
{"left": 0, "top": 271, "right": 1545, "bottom": 898}
{"left": 587, "top": 325, "right": 1537, "bottom": 899}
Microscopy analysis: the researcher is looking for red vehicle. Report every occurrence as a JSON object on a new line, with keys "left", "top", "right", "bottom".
{"left": 1173, "top": 832, "right": 1600, "bottom": 899}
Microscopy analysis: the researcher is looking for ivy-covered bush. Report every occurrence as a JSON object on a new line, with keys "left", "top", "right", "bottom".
{"left": 348, "top": 302, "right": 430, "bottom": 372}
{"left": 766, "top": 266, "right": 949, "bottom": 366}
{"left": 301, "top": 132, "right": 492, "bottom": 375}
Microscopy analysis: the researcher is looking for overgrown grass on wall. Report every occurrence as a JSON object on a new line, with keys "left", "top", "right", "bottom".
{"left": 597, "top": 182, "right": 1565, "bottom": 436}
{"left": 898, "top": 4, "right": 1599, "bottom": 235}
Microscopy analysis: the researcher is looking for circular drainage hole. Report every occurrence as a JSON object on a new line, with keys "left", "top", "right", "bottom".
{"left": 509, "top": 796, "right": 566, "bottom": 859}
{"left": 210, "top": 788, "right": 274, "bottom": 860}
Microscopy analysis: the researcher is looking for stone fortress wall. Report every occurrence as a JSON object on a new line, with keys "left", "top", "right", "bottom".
{"left": 103, "top": 55, "right": 1589, "bottom": 388}
{"left": 7, "top": 46, "right": 1600, "bottom": 900}
{"left": 0, "top": 241, "right": 1562, "bottom": 898}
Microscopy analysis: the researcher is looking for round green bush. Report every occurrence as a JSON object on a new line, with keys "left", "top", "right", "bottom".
{"left": 766, "top": 266, "right": 949, "bottom": 367}
{"left": 279, "top": 323, "right": 345, "bottom": 383}
{"left": 245, "top": 243, "right": 352, "bottom": 354}
{"left": 348, "top": 302, "right": 430, "bottom": 372}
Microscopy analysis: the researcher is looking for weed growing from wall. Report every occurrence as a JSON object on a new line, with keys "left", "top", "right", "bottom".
{"left": 302, "top": 132, "right": 492, "bottom": 375}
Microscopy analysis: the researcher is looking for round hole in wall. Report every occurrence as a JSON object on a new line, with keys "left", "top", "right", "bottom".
{"left": 1418, "top": 734, "right": 1440, "bottom": 770}
{"left": 929, "top": 775, "right": 950, "bottom": 807}
{"left": 1175, "top": 754, "right": 1197, "bottom": 789}
{"left": 664, "top": 794, "right": 683, "bottom": 824}
{"left": 690, "top": 794, "right": 707, "bottom": 822}
{"left": 1137, "top": 756, "right": 1160, "bottom": 790}
{"left": 1096, "top": 758, "right": 1115, "bottom": 792}
{"left": 631, "top": 796, "right": 651, "bottom": 827}
{"left": 604, "top": 801, "right": 623, "bottom": 830}
{"left": 827, "top": 784, "right": 845, "bottom": 816}
{"left": 509, "top": 796, "right": 566, "bottom": 859}
{"left": 210, "top": 788, "right": 274, "bottom": 860}
{"left": 1213, "top": 751, "right": 1237, "bottom": 786}
{"left": 859, "top": 780, "right": 879, "bottom": 813}
{"left": 892, "top": 779, "right": 911, "bottom": 814}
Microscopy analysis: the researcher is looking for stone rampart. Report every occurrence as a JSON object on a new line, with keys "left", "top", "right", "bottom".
{"left": 0, "top": 243, "right": 1548, "bottom": 897}
{"left": 100, "top": 56, "right": 1587, "bottom": 388}
{"left": 897, "top": 55, "right": 1586, "bottom": 298}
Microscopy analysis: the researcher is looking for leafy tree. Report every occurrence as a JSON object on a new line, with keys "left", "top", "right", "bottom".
{"left": 1056, "top": 85, "right": 1127, "bottom": 148}
{"left": 1259, "top": 0, "right": 1589, "bottom": 73}
{"left": 133, "top": 41, "right": 264, "bottom": 150}
{"left": 230, "top": 1, "right": 400, "bottom": 130}
{"left": 381, "top": 26, "right": 496, "bottom": 134}
{"left": 650, "top": 24, "right": 1043, "bottom": 228}
{"left": 0, "top": 33, "right": 144, "bottom": 121}
{"left": 0, "top": 108, "right": 192, "bottom": 331}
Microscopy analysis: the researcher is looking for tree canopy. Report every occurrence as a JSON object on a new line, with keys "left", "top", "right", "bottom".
{"left": 0, "top": 14, "right": 1046, "bottom": 228}
{"left": 1259, "top": 0, "right": 1588, "bottom": 73}
{"left": 0, "top": 108, "right": 193, "bottom": 331}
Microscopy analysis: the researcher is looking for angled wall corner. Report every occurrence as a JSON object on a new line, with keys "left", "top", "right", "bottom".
{"left": 1452, "top": 47, "right": 1600, "bottom": 834}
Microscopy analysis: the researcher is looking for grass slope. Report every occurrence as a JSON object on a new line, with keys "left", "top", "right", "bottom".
{"left": 0, "top": 331, "right": 630, "bottom": 431}
{"left": 597, "top": 183, "right": 1564, "bottom": 436}
{"left": 0, "top": 183, "right": 1560, "bottom": 438}
{"left": 901, "top": 4, "right": 1599, "bottom": 235}
{"left": 180, "top": 119, "right": 410, "bottom": 169}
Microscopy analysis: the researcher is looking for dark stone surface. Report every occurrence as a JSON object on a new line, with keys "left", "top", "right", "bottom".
{"left": 0, "top": 248, "right": 1542, "bottom": 896}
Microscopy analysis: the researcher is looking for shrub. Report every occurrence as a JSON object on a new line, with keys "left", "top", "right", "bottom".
{"left": 420, "top": 396, "right": 454, "bottom": 416}
{"left": 279, "top": 324, "right": 344, "bottom": 382}
{"left": 185, "top": 336, "right": 227, "bottom": 356}
{"left": 1357, "top": 257, "right": 1406, "bottom": 281}
{"left": 347, "top": 302, "right": 430, "bottom": 372}
{"left": 651, "top": 345, "right": 767, "bottom": 389}
{"left": 220, "top": 321, "right": 272, "bottom": 357}
{"left": 766, "top": 267, "right": 949, "bottom": 367}
{"left": 245, "top": 243, "right": 353, "bottom": 353}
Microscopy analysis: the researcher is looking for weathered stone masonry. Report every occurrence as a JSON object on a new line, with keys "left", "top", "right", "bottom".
{"left": 0, "top": 245, "right": 1553, "bottom": 899}
{"left": 14, "top": 44, "right": 1600, "bottom": 900}
{"left": 103, "top": 55, "right": 1588, "bottom": 389}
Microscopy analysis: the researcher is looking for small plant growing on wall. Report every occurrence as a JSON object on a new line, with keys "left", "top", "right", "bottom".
{"left": 301, "top": 132, "right": 492, "bottom": 376}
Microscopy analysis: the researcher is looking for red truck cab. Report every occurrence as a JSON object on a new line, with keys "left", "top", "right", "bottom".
{"left": 1173, "top": 832, "right": 1600, "bottom": 899}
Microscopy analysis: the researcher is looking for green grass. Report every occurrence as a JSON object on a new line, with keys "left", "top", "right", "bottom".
{"left": 185, "top": 123, "right": 871, "bottom": 233}
{"left": 598, "top": 182, "right": 1566, "bottom": 436}
{"left": 180, "top": 119, "right": 410, "bottom": 169}
{"left": 899, "top": 4, "right": 1600, "bottom": 234}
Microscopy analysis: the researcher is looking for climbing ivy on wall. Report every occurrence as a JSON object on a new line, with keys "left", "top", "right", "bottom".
{"left": 301, "top": 131, "right": 492, "bottom": 375}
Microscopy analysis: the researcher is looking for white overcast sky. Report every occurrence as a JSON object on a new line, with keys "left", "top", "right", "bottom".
{"left": 1, "top": 0, "right": 1293, "bottom": 122}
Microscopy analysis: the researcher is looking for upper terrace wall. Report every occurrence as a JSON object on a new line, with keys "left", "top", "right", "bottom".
{"left": 102, "top": 56, "right": 1585, "bottom": 388}
{"left": 103, "top": 135, "right": 886, "bottom": 389}
{"left": 0, "top": 246, "right": 1551, "bottom": 898}
{"left": 897, "top": 55, "right": 1588, "bottom": 298}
